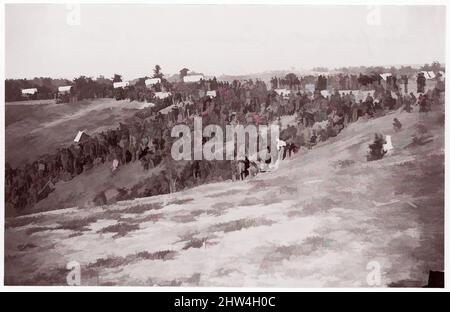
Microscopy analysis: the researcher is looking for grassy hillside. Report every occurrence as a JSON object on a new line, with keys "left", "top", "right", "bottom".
{"left": 5, "top": 98, "right": 143, "bottom": 166}
{"left": 5, "top": 105, "right": 444, "bottom": 286}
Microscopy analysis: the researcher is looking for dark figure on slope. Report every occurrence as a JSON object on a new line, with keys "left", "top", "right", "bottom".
{"left": 393, "top": 118, "right": 402, "bottom": 132}
{"left": 367, "top": 133, "right": 387, "bottom": 161}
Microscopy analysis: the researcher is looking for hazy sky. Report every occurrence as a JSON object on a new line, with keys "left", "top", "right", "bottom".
{"left": 5, "top": 4, "right": 446, "bottom": 80}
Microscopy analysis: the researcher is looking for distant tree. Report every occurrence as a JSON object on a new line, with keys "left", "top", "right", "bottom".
{"left": 285, "top": 73, "right": 300, "bottom": 89}
{"left": 365, "top": 66, "right": 386, "bottom": 75}
{"left": 390, "top": 66, "right": 398, "bottom": 75}
{"left": 95, "top": 76, "right": 113, "bottom": 98}
{"left": 312, "top": 67, "right": 329, "bottom": 72}
{"left": 52, "top": 78, "right": 73, "bottom": 88}
{"left": 270, "top": 77, "right": 278, "bottom": 89}
{"left": 135, "top": 76, "right": 150, "bottom": 87}
{"left": 421, "top": 63, "right": 431, "bottom": 71}
{"left": 5, "top": 79, "right": 22, "bottom": 102}
{"left": 96, "top": 75, "right": 113, "bottom": 86}
{"left": 340, "top": 67, "right": 350, "bottom": 74}
{"left": 425, "top": 61, "right": 445, "bottom": 73}
{"left": 73, "top": 75, "right": 96, "bottom": 100}
{"left": 357, "top": 73, "right": 376, "bottom": 86}
{"left": 112, "top": 74, "right": 122, "bottom": 83}
{"left": 179, "top": 68, "right": 189, "bottom": 80}
{"left": 36, "top": 84, "right": 54, "bottom": 100}
{"left": 397, "top": 66, "right": 415, "bottom": 77}
{"left": 153, "top": 65, "right": 163, "bottom": 79}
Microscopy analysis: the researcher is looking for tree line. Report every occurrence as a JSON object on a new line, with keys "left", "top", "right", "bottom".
{"left": 4, "top": 64, "right": 177, "bottom": 102}
{"left": 5, "top": 75, "right": 116, "bottom": 102}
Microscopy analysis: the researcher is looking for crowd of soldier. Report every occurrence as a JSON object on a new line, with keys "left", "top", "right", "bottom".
{"left": 5, "top": 73, "right": 444, "bottom": 214}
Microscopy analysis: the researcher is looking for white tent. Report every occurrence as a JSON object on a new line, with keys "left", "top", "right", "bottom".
{"left": 113, "top": 81, "right": 129, "bottom": 89}
{"left": 58, "top": 86, "right": 72, "bottom": 93}
{"left": 338, "top": 90, "right": 351, "bottom": 96}
{"left": 206, "top": 90, "right": 217, "bottom": 98}
{"left": 304, "top": 84, "right": 315, "bottom": 93}
{"left": 183, "top": 75, "right": 204, "bottom": 83}
{"left": 21, "top": 88, "right": 37, "bottom": 95}
{"left": 154, "top": 91, "right": 171, "bottom": 99}
{"left": 380, "top": 73, "right": 392, "bottom": 80}
{"left": 311, "top": 71, "right": 329, "bottom": 77}
{"left": 312, "top": 120, "right": 329, "bottom": 131}
{"left": 274, "top": 88, "right": 291, "bottom": 97}
{"left": 74, "top": 130, "right": 90, "bottom": 143}
{"left": 383, "top": 135, "right": 394, "bottom": 154}
{"left": 136, "top": 102, "right": 155, "bottom": 109}
{"left": 421, "top": 71, "right": 436, "bottom": 80}
{"left": 145, "top": 78, "right": 161, "bottom": 86}
{"left": 320, "top": 90, "right": 331, "bottom": 98}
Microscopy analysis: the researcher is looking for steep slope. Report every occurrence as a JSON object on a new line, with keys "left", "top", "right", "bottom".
{"left": 5, "top": 98, "right": 142, "bottom": 166}
{"left": 5, "top": 106, "right": 444, "bottom": 287}
{"left": 31, "top": 161, "right": 164, "bottom": 213}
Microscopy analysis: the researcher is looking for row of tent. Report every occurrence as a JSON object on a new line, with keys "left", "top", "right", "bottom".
{"left": 318, "top": 89, "right": 375, "bottom": 102}
{"left": 274, "top": 87, "right": 373, "bottom": 101}
{"left": 112, "top": 74, "right": 206, "bottom": 90}
{"left": 22, "top": 71, "right": 444, "bottom": 97}
{"left": 336, "top": 89, "right": 408, "bottom": 101}
{"left": 380, "top": 71, "right": 445, "bottom": 80}
{"left": 419, "top": 71, "right": 445, "bottom": 80}
{"left": 21, "top": 84, "right": 171, "bottom": 99}
{"left": 20, "top": 74, "right": 206, "bottom": 97}
{"left": 274, "top": 88, "right": 384, "bottom": 102}
{"left": 158, "top": 90, "right": 217, "bottom": 115}
{"left": 145, "top": 89, "right": 216, "bottom": 103}
{"left": 21, "top": 85, "right": 73, "bottom": 96}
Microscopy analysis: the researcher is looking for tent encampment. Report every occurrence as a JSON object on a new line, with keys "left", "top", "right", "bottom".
{"left": 380, "top": 73, "right": 392, "bottom": 80}
{"left": 274, "top": 89, "right": 291, "bottom": 97}
{"left": 58, "top": 86, "right": 72, "bottom": 93}
{"left": 37, "top": 180, "right": 55, "bottom": 201}
{"left": 154, "top": 91, "right": 171, "bottom": 99}
{"left": 183, "top": 75, "right": 204, "bottom": 83}
{"left": 145, "top": 78, "right": 161, "bottom": 86}
{"left": 312, "top": 119, "right": 329, "bottom": 131}
{"left": 113, "top": 81, "right": 130, "bottom": 89}
{"left": 338, "top": 90, "right": 351, "bottom": 96}
{"left": 304, "top": 84, "right": 315, "bottom": 93}
{"left": 74, "top": 130, "right": 90, "bottom": 143}
{"left": 320, "top": 90, "right": 331, "bottom": 98}
{"left": 206, "top": 90, "right": 217, "bottom": 98}
{"left": 421, "top": 71, "right": 436, "bottom": 80}
{"left": 21, "top": 88, "right": 38, "bottom": 95}
{"left": 137, "top": 102, "right": 155, "bottom": 109}
{"left": 383, "top": 135, "right": 394, "bottom": 154}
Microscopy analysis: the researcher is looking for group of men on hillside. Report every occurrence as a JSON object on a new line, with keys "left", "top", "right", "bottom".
{"left": 5, "top": 71, "right": 445, "bottom": 215}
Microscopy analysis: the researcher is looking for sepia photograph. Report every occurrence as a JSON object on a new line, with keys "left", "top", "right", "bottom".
{"left": 2, "top": 2, "right": 446, "bottom": 290}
